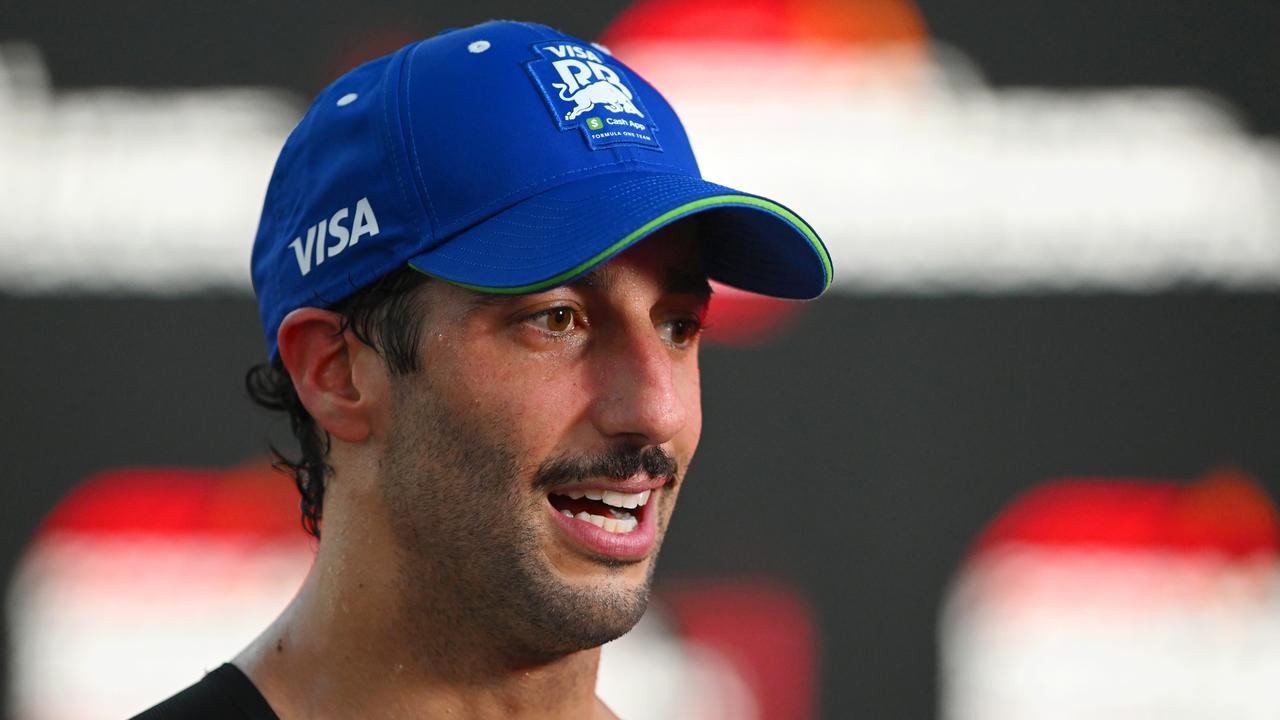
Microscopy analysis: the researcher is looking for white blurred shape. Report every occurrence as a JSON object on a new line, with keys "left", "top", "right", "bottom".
{"left": 0, "top": 43, "right": 300, "bottom": 294}
{"left": 8, "top": 530, "right": 754, "bottom": 720}
{"left": 598, "top": 608, "right": 759, "bottom": 720}
{"left": 8, "top": 535, "right": 312, "bottom": 719}
{"left": 1, "top": 38, "right": 1278, "bottom": 293}
{"left": 939, "top": 473, "right": 1280, "bottom": 720}
{"left": 619, "top": 41, "right": 1280, "bottom": 292}
{"left": 940, "top": 546, "right": 1280, "bottom": 720}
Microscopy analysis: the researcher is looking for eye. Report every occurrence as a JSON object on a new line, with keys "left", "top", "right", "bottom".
{"left": 659, "top": 317, "right": 702, "bottom": 348}
{"left": 527, "top": 306, "right": 577, "bottom": 334}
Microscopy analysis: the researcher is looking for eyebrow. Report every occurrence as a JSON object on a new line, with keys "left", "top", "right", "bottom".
{"left": 461, "top": 291, "right": 510, "bottom": 317}
{"left": 575, "top": 265, "right": 618, "bottom": 293}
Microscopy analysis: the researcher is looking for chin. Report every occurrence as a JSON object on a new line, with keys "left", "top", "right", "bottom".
{"left": 539, "top": 601, "right": 649, "bottom": 657}
{"left": 513, "top": 562, "right": 658, "bottom": 659}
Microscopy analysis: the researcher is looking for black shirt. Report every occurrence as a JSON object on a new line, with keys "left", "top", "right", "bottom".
{"left": 131, "top": 663, "right": 279, "bottom": 720}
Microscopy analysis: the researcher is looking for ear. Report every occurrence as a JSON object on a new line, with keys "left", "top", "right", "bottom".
{"left": 276, "top": 308, "right": 380, "bottom": 444}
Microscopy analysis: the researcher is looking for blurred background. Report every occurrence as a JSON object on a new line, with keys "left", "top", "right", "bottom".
{"left": 2, "top": 0, "right": 1279, "bottom": 717}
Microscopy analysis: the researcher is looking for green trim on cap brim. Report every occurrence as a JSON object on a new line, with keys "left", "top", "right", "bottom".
{"left": 413, "top": 194, "right": 832, "bottom": 295}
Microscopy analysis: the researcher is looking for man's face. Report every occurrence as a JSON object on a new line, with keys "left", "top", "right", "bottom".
{"left": 374, "top": 227, "right": 707, "bottom": 662}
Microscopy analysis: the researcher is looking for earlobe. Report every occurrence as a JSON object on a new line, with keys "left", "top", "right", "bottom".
{"left": 277, "top": 308, "right": 374, "bottom": 444}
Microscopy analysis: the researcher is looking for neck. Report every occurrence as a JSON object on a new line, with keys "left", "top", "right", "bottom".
{"left": 235, "top": 512, "right": 613, "bottom": 719}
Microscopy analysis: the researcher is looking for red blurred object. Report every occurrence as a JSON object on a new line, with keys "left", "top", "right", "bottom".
{"left": 971, "top": 468, "right": 1280, "bottom": 559}
{"left": 39, "top": 461, "right": 302, "bottom": 540}
{"left": 703, "top": 282, "right": 805, "bottom": 346}
{"left": 662, "top": 580, "right": 818, "bottom": 720}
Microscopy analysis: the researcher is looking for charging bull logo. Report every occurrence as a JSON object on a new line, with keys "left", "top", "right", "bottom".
{"left": 527, "top": 41, "right": 661, "bottom": 151}
{"left": 555, "top": 80, "right": 643, "bottom": 121}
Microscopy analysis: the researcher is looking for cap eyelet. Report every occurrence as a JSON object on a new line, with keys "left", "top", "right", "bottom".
{"left": 468, "top": 40, "right": 491, "bottom": 54}
{"left": 336, "top": 92, "right": 358, "bottom": 107}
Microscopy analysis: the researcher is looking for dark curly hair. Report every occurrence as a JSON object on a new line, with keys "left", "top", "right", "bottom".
{"left": 245, "top": 268, "right": 431, "bottom": 539}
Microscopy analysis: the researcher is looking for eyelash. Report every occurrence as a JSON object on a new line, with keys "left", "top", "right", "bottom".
{"left": 525, "top": 306, "right": 580, "bottom": 335}
{"left": 523, "top": 306, "right": 704, "bottom": 347}
{"left": 658, "top": 317, "right": 703, "bottom": 347}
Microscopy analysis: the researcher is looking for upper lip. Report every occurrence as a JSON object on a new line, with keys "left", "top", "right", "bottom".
{"left": 545, "top": 475, "right": 672, "bottom": 495}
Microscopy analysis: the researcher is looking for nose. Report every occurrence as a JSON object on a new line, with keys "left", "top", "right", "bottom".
{"left": 590, "top": 325, "right": 688, "bottom": 446}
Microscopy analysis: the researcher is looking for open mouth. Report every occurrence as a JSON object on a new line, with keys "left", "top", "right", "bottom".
{"left": 547, "top": 488, "right": 653, "bottom": 534}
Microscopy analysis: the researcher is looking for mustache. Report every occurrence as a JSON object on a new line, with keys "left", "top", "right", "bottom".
{"left": 533, "top": 446, "right": 678, "bottom": 490}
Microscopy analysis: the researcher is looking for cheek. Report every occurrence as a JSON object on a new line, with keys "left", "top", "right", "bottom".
{"left": 676, "top": 361, "right": 703, "bottom": 457}
{"left": 447, "top": 350, "right": 596, "bottom": 450}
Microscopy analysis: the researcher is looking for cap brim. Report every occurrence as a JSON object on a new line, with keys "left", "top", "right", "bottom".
{"left": 405, "top": 172, "right": 831, "bottom": 299}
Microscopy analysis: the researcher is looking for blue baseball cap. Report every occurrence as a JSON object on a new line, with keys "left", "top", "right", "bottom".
{"left": 252, "top": 20, "right": 831, "bottom": 360}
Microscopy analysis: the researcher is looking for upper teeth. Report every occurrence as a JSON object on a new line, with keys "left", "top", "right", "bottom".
{"left": 556, "top": 488, "right": 652, "bottom": 509}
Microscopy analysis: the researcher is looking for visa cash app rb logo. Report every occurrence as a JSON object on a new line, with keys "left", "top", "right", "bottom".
{"left": 527, "top": 42, "right": 661, "bottom": 151}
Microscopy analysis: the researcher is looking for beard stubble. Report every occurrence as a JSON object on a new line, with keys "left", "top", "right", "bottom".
{"left": 377, "top": 369, "right": 663, "bottom": 669}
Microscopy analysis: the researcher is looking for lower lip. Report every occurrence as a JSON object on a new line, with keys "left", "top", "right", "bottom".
{"left": 546, "top": 493, "right": 659, "bottom": 562}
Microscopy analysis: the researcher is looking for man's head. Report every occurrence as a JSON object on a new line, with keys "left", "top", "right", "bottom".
{"left": 247, "top": 20, "right": 828, "bottom": 660}
{"left": 257, "top": 224, "right": 706, "bottom": 661}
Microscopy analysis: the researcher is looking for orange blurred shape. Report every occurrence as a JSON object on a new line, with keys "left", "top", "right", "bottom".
{"left": 971, "top": 468, "right": 1280, "bottom": 559}
{"left": 602, "top": 0, "right": 926, "bottom": 47}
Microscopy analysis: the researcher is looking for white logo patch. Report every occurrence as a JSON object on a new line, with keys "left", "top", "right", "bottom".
{"left": 527, "top": 42, "right": 661, "bottom": 150}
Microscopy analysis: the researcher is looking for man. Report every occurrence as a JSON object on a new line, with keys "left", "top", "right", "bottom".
{"left": 136, "top": 19, "right": 829, "bottom": 719}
